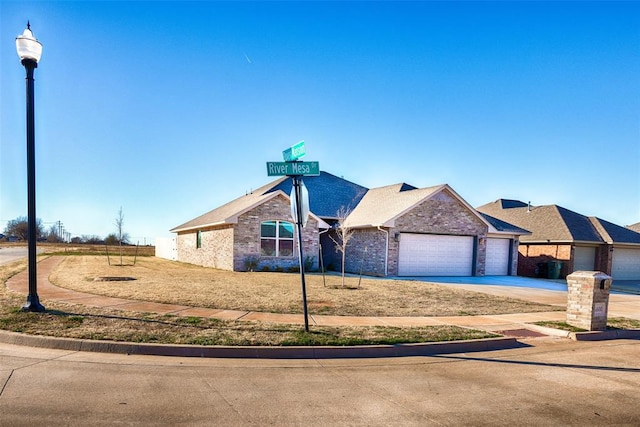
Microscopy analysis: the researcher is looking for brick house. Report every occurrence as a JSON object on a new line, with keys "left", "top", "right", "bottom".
{"left": 477, "top": 199, "right": 640, "bottom": 280}
{"left": 171, "top": 172, "right": 528, "bottom": 276}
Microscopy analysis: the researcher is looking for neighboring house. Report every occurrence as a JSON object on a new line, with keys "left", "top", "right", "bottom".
{"left": 628, "top": 222, "right": 640, "bottom": 233}
{"left": 477, "top": 200, "right": 640, "bottom": 280}
{"left": 171, "top": 172, "right": 529, "bottom": 277}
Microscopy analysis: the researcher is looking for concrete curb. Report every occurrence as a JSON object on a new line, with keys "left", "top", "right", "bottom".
{"left": 524, "top": 324, "right": 572, "bottom": 338}
{"left": 571, "top": 329, "right": 640, "bottom": 341}
{"left": 0, "top": 330, "right": 523, "bottom": 359}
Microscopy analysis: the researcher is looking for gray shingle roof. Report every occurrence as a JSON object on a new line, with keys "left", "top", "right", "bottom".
{"left": 590, "top": 217, "right": 640, "bottom": 244}
{"left": 627, "top": 222, "right": 640, "bottom": 233}
{"left": 170, "top": 171, "right": 364, "bottom": 232}
{"left": 265, "top": 171, "right": 368, "bottom": 219}
{"left": 479, "top": 213, "right": 530, "bottom": 234}
{"left": 477, "top": 199, "right": 638, "bottom": 244}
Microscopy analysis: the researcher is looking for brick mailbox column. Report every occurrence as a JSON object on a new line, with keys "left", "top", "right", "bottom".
{"left": 566, "top": 271, "right": 612, "bottom": 331}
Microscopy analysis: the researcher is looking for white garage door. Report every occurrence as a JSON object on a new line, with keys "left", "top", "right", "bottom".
{"left": 573, "top": 246, "right": 596, "bottom": 272}
{"left": 485, "top": 238, "right": 510, "bottom": 275}
{"left": 398, "top": 234, "right": 474, "bottom": 276}
{"left": 612, "top": 248, "right": 640, "bottom": 280}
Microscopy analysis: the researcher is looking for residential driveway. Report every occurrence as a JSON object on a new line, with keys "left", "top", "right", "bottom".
{"left": 611, "top": 280, "right": 640, "bottom": 295}
{"left": 413, "top": 275, "right": 640, "bottom": 296}
{"left": 1, "top": 339, "right": 639, "bottom": 426}
{"left": 404, "top": 275, "right": 568, "bottom": 291}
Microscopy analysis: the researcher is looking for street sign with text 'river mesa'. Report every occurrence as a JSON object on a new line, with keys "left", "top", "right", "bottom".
{"left": 266, "top": 161, "right": 320, "bottom": 176}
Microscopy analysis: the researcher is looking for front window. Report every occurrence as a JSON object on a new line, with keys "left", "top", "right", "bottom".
{"left": 261, "top": 221, "right": 294, "bottom": 257}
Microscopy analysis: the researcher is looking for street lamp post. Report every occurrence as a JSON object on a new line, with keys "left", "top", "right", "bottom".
{"left": 16, "top": 22, "right": 45, "bottom": 312}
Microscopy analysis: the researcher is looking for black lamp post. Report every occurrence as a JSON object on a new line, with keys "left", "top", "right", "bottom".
{"left": 16, "top": 22, "right": 45, "bottom": 312}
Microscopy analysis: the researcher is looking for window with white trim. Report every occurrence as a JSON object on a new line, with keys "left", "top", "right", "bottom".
{"left": 260, "top": 221, "right": 294, "bottom": 257}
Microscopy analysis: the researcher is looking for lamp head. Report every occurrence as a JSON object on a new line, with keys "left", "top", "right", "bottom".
{"left": 16, "top": 22, "right": 43, "bottom": 64}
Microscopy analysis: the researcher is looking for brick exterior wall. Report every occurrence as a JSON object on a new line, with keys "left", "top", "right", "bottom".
{"left": 344, "top": 190, "right": 489, "bottom": 276}
{"left": 176, "top": 194, "right": 320, "bottom": 272}
{"left": 233, "top": 194, "right": 320, "bottom": 272}
{"left": 596, "top": 245, "right": 613, "bottom": 276}
{"left": 176, "top": 225, "right": 234, "bottom": 270}
{"left": 344, "top": 229, "right": 388, "bottom": 276}
{"left": 518, "top": 244, "right": 572, "bottom": 278}
{"left": 518, "top": 243, "right": 615, "bottom": 279}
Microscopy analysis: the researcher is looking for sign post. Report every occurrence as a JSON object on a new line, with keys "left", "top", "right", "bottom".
{"left": 292, "top": 175, "right": 310, "bottom": 332}
{"left": 266, "top": 141, "right": 319, "bottom": 332}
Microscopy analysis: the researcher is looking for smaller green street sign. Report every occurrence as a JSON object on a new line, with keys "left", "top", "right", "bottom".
{"left": 282, "top": 140, "right": 306, "bottom": 162}
{"left": 267, "top": 161, "right": 320, "bottom": 176}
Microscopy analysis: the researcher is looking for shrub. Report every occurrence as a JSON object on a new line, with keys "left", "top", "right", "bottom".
{"left": 243, "top": 255, "right": 259, "bottom": 272}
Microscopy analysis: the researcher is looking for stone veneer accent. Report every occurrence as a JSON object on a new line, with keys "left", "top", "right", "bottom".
{"left": 566, "top": 271, "right": 611, "bottom": 331}
{"left": 176, "top": 226, "right": 234, "bottom": 270}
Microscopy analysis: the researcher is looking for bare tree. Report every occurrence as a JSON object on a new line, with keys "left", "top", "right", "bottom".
{"left": 115, "top": 207, "right": 125, "bottom": 265}
{"left": 4, "top": 216, "right": 44, "bottom": 241}
{"left": 329, "top": 206, "right": 355, "bottom": 288}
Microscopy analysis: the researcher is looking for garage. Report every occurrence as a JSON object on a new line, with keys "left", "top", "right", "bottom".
{"left": 485, "top": 238, "right": 511, "bottom": 275}
{"left": 611, "top": 248, "right": 640, "bottom": 280}
{"left": 398, "top": 233, "right": 474, "bottom": 276}
{"left": 573, "top": 246, "right": 596, "bottom": 272}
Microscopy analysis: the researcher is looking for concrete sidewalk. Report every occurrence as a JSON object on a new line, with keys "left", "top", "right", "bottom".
{"left": 6, "top": 256, "right": 572, "bottom": 333}
{"left": 4, "top": 256, "right": 640, "bottom": 355}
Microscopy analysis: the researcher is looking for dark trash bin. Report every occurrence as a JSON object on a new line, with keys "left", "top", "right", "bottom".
{"left": 547, "top": 261, "right": 563, "bottom": 279}
{"left": 536, "top": 262, "right": 548, "bottom": 278}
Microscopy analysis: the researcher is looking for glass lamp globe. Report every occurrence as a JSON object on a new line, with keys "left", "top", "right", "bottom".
{"left": 16, "top": 24, "right": 43, "bottom": 63}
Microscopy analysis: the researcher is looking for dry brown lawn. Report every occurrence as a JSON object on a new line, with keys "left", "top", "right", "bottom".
{"left": 49, "top": 255, "right": 561, "bottom": 317}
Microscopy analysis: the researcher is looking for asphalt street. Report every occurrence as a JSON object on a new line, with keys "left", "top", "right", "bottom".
{"left": 1, "top": 338, "right": 639, "bottom": 426}
{"left": 0, "top": 247, "right": 29, "bottom": 265}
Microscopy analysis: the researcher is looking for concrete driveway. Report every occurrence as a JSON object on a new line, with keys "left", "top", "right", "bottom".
{"left": 407, "top": 274, "right": 640, "bottom": 295}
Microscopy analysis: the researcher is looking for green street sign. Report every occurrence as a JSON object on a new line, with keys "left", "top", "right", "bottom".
{"left": 267, "top": 161, "right": 320, "bottom": 176}
{"left": 282, "top": 140, "right": 306, "bottom": 162}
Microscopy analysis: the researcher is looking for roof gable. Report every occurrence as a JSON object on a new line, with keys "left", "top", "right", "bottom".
{"left": 344, "top": 183, "right": 493, "bottom": 230}
{"left": 170, "top": 190, "right": 288, "bottom": 232}
{"left": 590, "top": 217, "right": 640, "bottom": 244}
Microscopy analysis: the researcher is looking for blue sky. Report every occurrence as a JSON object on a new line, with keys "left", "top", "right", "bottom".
{"left": 1, "top": 1, "right": 639, "bottom": 244}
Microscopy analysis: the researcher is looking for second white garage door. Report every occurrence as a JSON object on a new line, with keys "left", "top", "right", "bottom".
{"left": 573, "top": 246, "right": 596, "bottom": 272}
{"left": 398, "top": 233, "right": 474, "bottom": 276}
{"left": 485, "top": 238, "right": 511, "bottom": 276}
{"left": 612, "top": 248, "right": 640, "bottom": 280}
